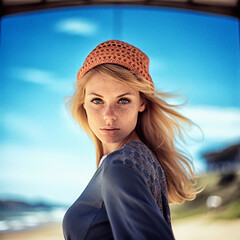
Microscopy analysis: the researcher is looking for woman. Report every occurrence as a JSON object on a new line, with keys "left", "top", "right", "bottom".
{"left": 63, "top": 40, "right": 197, "bottom": 239}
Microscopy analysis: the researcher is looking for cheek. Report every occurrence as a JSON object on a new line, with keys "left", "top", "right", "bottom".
{"left": 123, "top": 109, "right": 139, "bottom": 126}
{"left": 85, "top": 103, "right": 99, "bottom": 117}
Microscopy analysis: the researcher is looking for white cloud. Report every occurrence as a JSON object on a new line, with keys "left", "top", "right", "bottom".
{"left": 17, "top": 68, "right": 55, "bottom": 85}
{"left": 1, "top": 113, "right": 46, "bottom": 141}
{"left": 182, "top": 105, "right": 240, "bottom": 141}
{"left": 0, "top": 144, "right": 96, "bottom": 204}
{"left": 149, "top": 57, "right": 167, "bottom": 73}
{"left": 0, "top": 144, "right": 95, "bottom": 182}
{"left": 54, "top": 18, "right": 97, "bottom": 36}
{"left": 11, "top": 67, "right": 73, "bottom": 93}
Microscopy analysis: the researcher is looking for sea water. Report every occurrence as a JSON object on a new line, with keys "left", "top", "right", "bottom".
{"left": 0, "top": 207, "right": 66, "bottom": 233}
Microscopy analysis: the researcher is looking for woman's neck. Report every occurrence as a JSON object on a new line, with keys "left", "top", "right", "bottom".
{"left": 102, "top": 131, "right": 141, "bottom": 155}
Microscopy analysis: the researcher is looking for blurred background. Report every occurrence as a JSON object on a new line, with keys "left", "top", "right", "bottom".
{"left": 0, "top": 0, "right": 240, "bottom": 239}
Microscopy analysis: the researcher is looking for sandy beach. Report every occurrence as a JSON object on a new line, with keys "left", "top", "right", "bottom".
{"left": 1, "top": 217, "right": 240, "bottom": 240}
{"left": 0, "top": 223, "right": 64, "bottom": 240}
{"left": 172, "top": 216, "right": 240, "bottom": 240}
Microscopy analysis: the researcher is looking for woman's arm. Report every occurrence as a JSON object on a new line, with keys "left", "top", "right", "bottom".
{"left": 101, "top": 162, "right": 175, "bottom": 240}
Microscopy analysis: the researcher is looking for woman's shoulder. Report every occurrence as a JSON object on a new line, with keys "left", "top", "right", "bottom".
{"left": 103, "top": 141, "right": 165, "bottom": 179}
{"left": 101, "top": 141, "right": 170, "bottom": 218}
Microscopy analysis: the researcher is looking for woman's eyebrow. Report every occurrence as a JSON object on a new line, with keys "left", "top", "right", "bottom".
{"left": 117, "top": 93, "right": 133, "bottom": 98}
{"left": 87, "top": 92, "right": 134, "bottom": 98}
{"left": 87, "top": 92, "right": 103, "bottom": 97}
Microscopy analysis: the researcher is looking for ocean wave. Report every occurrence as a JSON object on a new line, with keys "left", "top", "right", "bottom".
{"left": 0, "top": 207, "right": 66, "bottom": 233}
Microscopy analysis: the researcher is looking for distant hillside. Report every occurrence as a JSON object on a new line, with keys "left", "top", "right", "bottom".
{"left": 203, "top": 143, "right": 240, "bottom": 172}
{"left": 0, "top": 199, "right": 63, "bottom": 212}
{"left": 171, "top": 169, "right": 240, "bottom": 220}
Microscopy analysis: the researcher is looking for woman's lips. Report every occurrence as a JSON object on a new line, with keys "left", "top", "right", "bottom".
{"left": 100, "top": 128, "right": 120, "bottom": 135}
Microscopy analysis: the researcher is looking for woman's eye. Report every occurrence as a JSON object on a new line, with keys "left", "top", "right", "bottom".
{"left": 91, "top": 98, "right": 103, "bottom": 104}
{"left": 119, "top": 98, "right": 130, "bottom": 104}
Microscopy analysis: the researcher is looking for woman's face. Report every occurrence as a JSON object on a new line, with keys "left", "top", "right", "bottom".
{"left": 84, "top": 73, "right": 145, "bottom": 154}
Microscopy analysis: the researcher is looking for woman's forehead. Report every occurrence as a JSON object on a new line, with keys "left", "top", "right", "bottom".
{"left": 85, "top": 73, "right": 138, "bottom": 95}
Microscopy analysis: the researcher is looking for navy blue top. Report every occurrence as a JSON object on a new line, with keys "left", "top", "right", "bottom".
{"left": 62, "top": 141, "right": 174, "bottom": 240}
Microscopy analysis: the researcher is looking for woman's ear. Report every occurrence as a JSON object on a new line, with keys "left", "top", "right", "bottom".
{"left": 139, "top": 98, "right": 146, "bottom": 112}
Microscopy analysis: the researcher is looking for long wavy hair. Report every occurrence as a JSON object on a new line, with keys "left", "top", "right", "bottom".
{"left": 68, "top": 63, "right": 199, "bottom": 204}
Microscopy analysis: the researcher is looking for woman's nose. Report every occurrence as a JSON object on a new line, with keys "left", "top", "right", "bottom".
{"left": 103, "top": 105, "right": 117, "bottom": 121}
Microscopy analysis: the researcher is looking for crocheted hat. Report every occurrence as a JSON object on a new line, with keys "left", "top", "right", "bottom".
{"left": 77, "top": 40, "right": 153, "bottom": 86}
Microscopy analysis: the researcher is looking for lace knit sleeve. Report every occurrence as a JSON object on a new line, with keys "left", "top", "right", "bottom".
{"left": 100, "top": 145, "right": 174, "bottom": 240}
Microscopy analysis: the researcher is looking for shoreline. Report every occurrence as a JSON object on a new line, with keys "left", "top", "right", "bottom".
{"left": 1, "top": 216, "right": 240, "bottom": 240}
{"left": 0, "top": 222, "right": 64, "bottom": 240}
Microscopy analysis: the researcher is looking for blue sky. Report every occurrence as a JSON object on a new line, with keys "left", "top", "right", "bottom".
{"left": 0, "top": 6, "right": 240, "bottom": 205}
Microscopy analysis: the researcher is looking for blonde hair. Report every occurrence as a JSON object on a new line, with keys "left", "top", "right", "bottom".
{"left": 68, "top": 64, "right": 198, "bottom": 204}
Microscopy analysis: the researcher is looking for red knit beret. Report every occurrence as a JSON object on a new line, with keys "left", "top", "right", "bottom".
{"left": 77, "top": 40, "right": 153, "bottom": 86}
